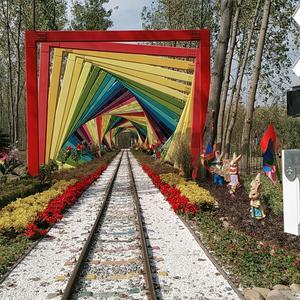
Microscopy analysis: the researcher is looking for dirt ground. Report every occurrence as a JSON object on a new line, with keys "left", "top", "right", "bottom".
{"left": 199, "top": 180, "right": 300, "bottom": 252}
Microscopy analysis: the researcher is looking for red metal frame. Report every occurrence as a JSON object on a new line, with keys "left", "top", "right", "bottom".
{"left": 96, "top": 116, "right": 102, "bottom": 147}
{"left": 38, "top": 44, "right": 50, "bottom": 166}
{"left": 26, "top": 30, "right": 210, "bottom": 176}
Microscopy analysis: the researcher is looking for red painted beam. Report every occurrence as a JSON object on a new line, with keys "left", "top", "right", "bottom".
{"left": 45, "top": 41, "right": 198, "bottom": 58}
{"left": 38, "top": 43, "right": 50, "bottom": 166}
{"left": 191, "top": 32, "right": 210, "bottom": 179}
{"left": 26, "top": 30, "right": 210, "bottom": 45}
{"left": 25, "top": 34, "right": 39, "bottom": 176}
{"left": 96, "top": 116, "right": 102, "bottom": 145}
{"left": 114, "top": 112, "right": 145, "bottom": 117}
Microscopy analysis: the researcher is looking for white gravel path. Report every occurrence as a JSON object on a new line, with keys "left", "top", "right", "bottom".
{"left": 129, "top": 152, "right": 241, "bottom": 300}
{"left": 0, "top": 153, "right": 122, "bottom": 300}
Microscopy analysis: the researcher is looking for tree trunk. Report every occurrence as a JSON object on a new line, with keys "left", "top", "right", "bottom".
{"left": 203, "top": 0, "right": 234, "bottom": 147}
{"left": 221, "top": 64, "right": 239, "bottom": 156}
{"left": 224, "top": 0, "right": 262, "bottom": 159}
{"left": 200, "top": 0, "right": 204, "bottom": 27}
{"left": 5, "top": 1, "right": 15, "bottom": 143}
{"left": 0, "top": 81, "right": 3, "bottom": 129}
{"left": 240, "top": 0, "right": 271, "bottom": 173}
{"left": 216, "top": 0, "right": 241, "bottom": 151}
{"left": 14, "top": 2, "right": 22, "bottom": 144}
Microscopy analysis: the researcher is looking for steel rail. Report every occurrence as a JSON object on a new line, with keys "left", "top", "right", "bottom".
{"left": 126, "top": 150, "right": 158, "bottom": 300}
{"left": 61, "top": 151, "right": 124, "bottom": 300}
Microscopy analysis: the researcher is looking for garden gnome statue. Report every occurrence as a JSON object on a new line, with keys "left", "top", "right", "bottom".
{"left": 228, "top": 153, "right": 242, "bottom": 196}
{"left": 211, "top": 151, "right": 225, "bottom": 185}
{"left": 249, "top": 173, "right": 265, "bottom": 219}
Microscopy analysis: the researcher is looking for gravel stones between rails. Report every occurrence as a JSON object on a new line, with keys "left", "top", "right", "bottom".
{"left": 71, "top": 153, "right": 149, "bottom": 299}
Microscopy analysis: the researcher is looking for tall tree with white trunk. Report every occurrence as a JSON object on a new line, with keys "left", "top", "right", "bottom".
{"left": 204, "top": 0, "right": 234, "bottom": 147}
{"left": 224, "top": 0, "right": 261, "bottom": 158}
{"left": 216, "top": 0, "right": 241, "bottom": 151}
{"left": 240, "top": 0, "right": 271, "bottom": 173}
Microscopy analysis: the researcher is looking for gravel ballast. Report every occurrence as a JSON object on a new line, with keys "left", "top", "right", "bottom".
{"left": 129, "top": 152, "right": 240, "bottom": 300}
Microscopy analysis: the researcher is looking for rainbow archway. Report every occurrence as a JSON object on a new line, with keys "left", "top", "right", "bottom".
{"left": 25, "top": 30, "right": 210, "bottom": 177}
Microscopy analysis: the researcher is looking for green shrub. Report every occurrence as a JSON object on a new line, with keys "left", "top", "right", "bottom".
{"left": 0, "top": 179, "right": 42, "bottom": 210}
{"left": 160, "top": 173, "right": 185, "bottom": 186}
{"left": 243, "top": 174, "right": 282, "bottom": 215}
{"left": 173, "top": 134, "right": 193, "bottom": 179}
{"left": 39, "top": 160, "right": 59, "bottom": 185}
{"left": 0, "top": 234, "right": 31, "bottom": 275}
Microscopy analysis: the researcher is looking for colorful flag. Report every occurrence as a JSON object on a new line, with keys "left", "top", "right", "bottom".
{"left": 201, "top": 143, "right": 215, "bottom": 170}
{"left": 260, "top": 124, "right": 278, "bottom": 185}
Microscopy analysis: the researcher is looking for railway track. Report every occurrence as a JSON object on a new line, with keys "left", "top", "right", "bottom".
{"left": 0, "top": 150, "right": 242, "bottom": 299}
{"left": 62, "top": 149, "right": 158, "bottom": 300}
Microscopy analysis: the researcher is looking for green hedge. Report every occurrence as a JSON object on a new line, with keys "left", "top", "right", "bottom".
{"left": 0, "top": 179, "right": 42, "bottom": 210}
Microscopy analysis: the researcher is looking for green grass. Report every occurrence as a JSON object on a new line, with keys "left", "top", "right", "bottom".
{"left": 196, "top": 211, "right": 300, "bottom": 288}
{"left": 0, "top": 234, "right": 32, "bottom": 276}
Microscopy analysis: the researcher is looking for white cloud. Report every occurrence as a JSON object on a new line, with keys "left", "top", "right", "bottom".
{"left": 293, "top": 5, "right": 300, "bottom": 26}
{"left": 66, "top": 0, "right": 152, "bottom": 29}
{"left": 292, "top": 57, "right": 300, "bottom": 77}
{"left": 104, "top": 0, "right": 152, "bottom": 30}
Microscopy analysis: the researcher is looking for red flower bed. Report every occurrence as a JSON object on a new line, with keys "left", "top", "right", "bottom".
{"left": 25, "top": 164, "right": 107, "bottom": 239}
{"left": 141, "top": 164, "right": 198, "bottom": 216}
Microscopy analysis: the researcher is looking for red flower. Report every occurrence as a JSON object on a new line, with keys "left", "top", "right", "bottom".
{"left": 292, "top": 259, "right": 300, "bottom": 268}
{"left": 25, "top": 164, "right": 108, "bottom": 240}
{"left": 142, "top": 164, "right": 199, "bottom": 217}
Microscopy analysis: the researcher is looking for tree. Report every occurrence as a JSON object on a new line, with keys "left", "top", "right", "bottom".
{"left": 0, "top": 129, "right": 10, "bottom": 149}
{"left": 240, "top": 0, "right": 271, "bottom": 173}
{"left": 215, "top": 0, "right": 241, "bottom": 151}
{"left": 0, "top": 0, "right": 67, "bottom": 148}
{"left": 223, "top": 0, "right": 261, "bottom": 158}
{"left": 70, "top": 0, "right": 112, "bottom": 30}
{"left": 141, "top": 0, "right": 219, "bottom": 47}
{"left": 203, "top": 0, "right": 234, "bottom": 147}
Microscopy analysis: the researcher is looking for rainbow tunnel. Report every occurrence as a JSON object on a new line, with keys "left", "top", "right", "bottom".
{"left": 25, "top": 30, "right": 210, "bottom": 177}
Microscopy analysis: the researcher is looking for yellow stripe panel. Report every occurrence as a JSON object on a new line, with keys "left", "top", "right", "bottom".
{"left": 50, "top": 54, "right": 77, "bottom": 160}
{"left": 45, "top": 48, "right": 63, "bottom": 163}
{"left": 165, "top": 80, "right": 194, "bottom": 164}
{"left": 87, "top": 60, "right": 191, "bottom": 93}
{"left": 57, "top": 62, "right": 92, "bottom": 155}
{"left": 77, "top": 55, "right": 193, "bottom": 83}
{"left": 68, "top": 49, "right": 194, "bottom": 70}
{"left": 109, "top": 101, "right": 143, "bottom": 115}
{"left": 100, "top": 115, "right": 111, "bottom": 143}
{"left": 104, "top": 132, "right": 112, "bottom": 148}
{"left": 86, "top": 119, "right": 99, "bottom": 145}
{"left": 123, "top": 116, "right": 147, "bottom": 126}
{"left": 54, "top": 57, "right": 86, "bottom": 157}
